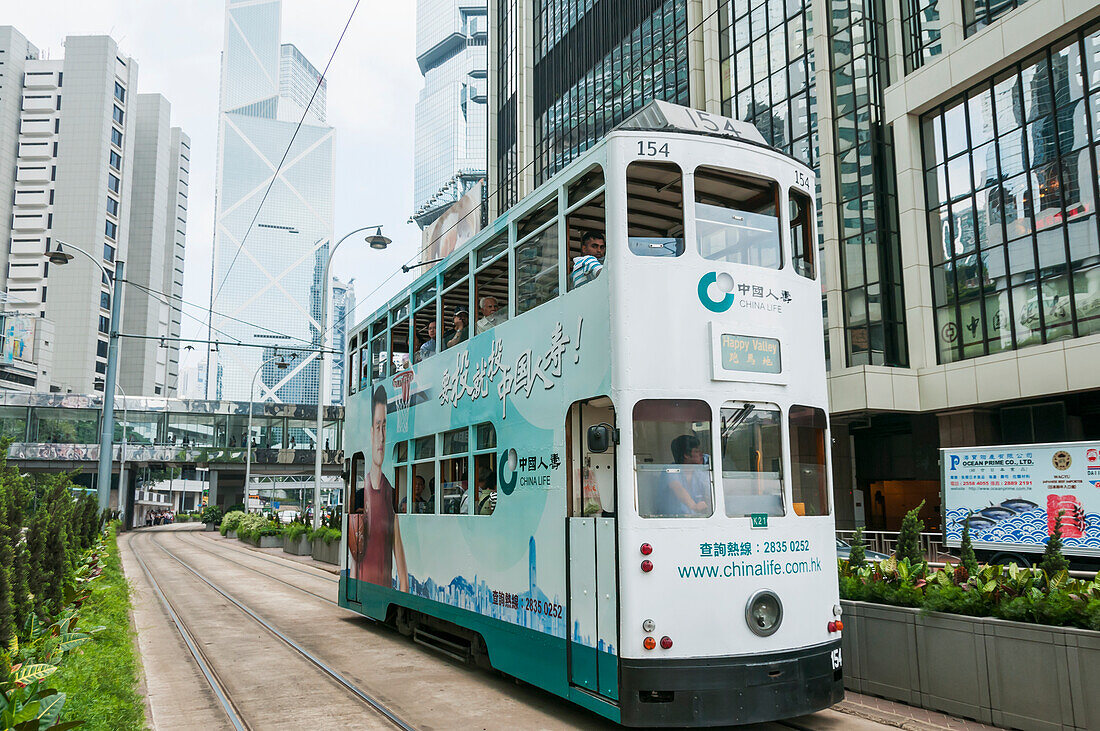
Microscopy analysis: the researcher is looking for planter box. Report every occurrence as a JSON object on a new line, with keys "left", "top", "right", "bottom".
{"left": 226, "top": 529, "right": 237, "bottom": 539}
{"left": 312, "top": 539, "right": 339, "bottom": 565}
{"left": 242, "top": 535, "right": 283, "bottom": 549}
{"left": 842, "top": 599, "right": 1100, "bottom": 731}
{"left": 283, "top": 534, "right": 312, "bottom": 555}
{"left": 204, "top": 522, "right": 217, "bottom": 532}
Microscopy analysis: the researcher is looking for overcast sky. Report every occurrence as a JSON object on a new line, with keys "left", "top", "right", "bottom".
{"left": 5, "top": 0, "right": 424, "bottom": 386}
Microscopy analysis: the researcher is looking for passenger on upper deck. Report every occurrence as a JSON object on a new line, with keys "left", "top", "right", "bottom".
{"left": 475, "top": 296, "right": 505, "bottom": 334}
{"left": 571, "top": 231, "right": 605, "bottom": 289}
{"left": 417, "top": 321, "right": 437, "bottom": 362}
{"left": 447, "top": 308, "right": 469, "bottom": 348}
{"left": 661, "top": 434, "right": 712, "bottom": 516}
{"left": 475, "top": 467, "right": 497, "bottom": 515}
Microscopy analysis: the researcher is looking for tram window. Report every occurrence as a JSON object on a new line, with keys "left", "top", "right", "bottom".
{"left": 720, "top": 404, "right": 785, "bottom": 518}
{"left": 632, "top": 399, "right": 713, "bottom": 518}
{"left": 477, "top": 230, "right": 508, "bottom": 267}
{"left": 626, "top": 161, "right": 685, "bottom": 257}
{"left": 443, "top": 257, "right": 469, "bottom": 288}
{"left": 475, "top": 251, "right": 509, "bottom": 334}
{"left": 413, "top": 435, "right": 435, "bottom": 460}
{"left": 350, "top": 453, "right": 366, "bottom": 513}
{"left": 789, "top": 406, "right": 829, "bottom": 516}
{"left": 442, "top": 427, "right": 468, "bottom": 455}
{"left": 412, "top": 459, "right": 436, "bottom": 514}
{"left": 369, "top": 330, "right": 386, "bottom": 380}
{"left": 517, "top": 196, "right": 557, "bottom": 240}
{"left": 442, "top": 273, "right": 470, "bottom": 351}
{"left": 414, "top": 280, "right": 437, "bottom": 308}
{"left": 441, "top": 453, "right": 469, "bottom": 514}
{"left": 473, "top": 452, "right": 497, "bottom": 515}
{"left": 695, "top": 166, "right": 781, "bottom": 268}
{"left": 567, "top": 193, "right": 606, "bottom": 291}
{"left": 348, "top": 335, "right": 358, "bottom": 396}
{"left": 413, "top": 299, "right": 437, "bottom": 363}
{"left": 790, "top": 188, "right": 815, "bottom": 279}
{"left": 359, "top": 341, "right": 370, "bottom": 388}
{"left": 516, "top": 221, "right": 559, "bottom": 315}
{"left": 475, "top": 421, "right": 496, "bottom": 450}
{"left": 391, "top": 317, "right": 410, "bottom": 373}
{"left": 394, "top": 464, "right": 409, "bottom": 514}
{"left": 568, "top": 164, "right": 604, "bottom": 206}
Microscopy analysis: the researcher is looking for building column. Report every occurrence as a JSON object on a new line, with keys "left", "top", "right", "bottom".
{"left": 937, "top": 409, "right": 1000, "bottom": 448}
{"left": 829, "top": 421, "right": 858, "bottom": 530}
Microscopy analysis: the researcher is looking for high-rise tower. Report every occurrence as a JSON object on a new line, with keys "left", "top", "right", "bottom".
{"left": 208, "top": 0, "right": 335, "bottom": 404}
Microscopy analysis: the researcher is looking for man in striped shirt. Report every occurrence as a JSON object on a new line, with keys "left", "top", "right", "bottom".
{"left": 571, "top": 231, "right": 606, "bottom": 289}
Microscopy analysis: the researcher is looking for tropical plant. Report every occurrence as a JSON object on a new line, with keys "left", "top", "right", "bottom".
{"left": 1040, "top": 510, "right": 1070, "bottom": 576}
{"left": 283, "top": 523, "right": 309, "bottom": 542}
{"left": 895, "top": 499, "right": 926, "bottom": 568}
{"left": 308, "top": 526, "right": 341, "bottom": 544}
{"left": 959, "top": 513, "right": 979, "bottom": 578}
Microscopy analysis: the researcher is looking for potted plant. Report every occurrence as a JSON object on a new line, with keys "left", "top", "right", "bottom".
{"left": 200, "top": 505, "right": 223, "bottom": 531}
{"left": 218, "top": 510, "right": 244, "bottom": 539}
{"left": 310, "top": 526, "right": 341, "bottom": 565}
{"left": 283, "top": 521, "right": 312, "bottom": 556}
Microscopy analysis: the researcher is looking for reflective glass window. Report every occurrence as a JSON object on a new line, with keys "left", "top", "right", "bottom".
{"left": 788, "top": 406, "right": 829, "bottom": 516}
{"left": 695, "top": 166, "right": 781, "bottom": 268}
{"left": 720, "top": 404, "right": 784, "bottom": 517}
{"left": 633, "top": 399, "right": 713, "bottom": 518}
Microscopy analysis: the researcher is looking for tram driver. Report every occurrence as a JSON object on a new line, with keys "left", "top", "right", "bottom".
{"left": 661, "top": 434, "right": 712, "bottom": 516}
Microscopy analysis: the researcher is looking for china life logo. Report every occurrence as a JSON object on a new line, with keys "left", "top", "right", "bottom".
{"left": 698, "top": 272, "right": 736, "bottom": 312}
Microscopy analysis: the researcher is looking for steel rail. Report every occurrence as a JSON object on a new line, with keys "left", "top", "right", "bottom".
{"left": 146, "top": 531, "right": 416, "bottom": 731}
{"left": 130, "top": 534, "right": 250, "bottom": 731}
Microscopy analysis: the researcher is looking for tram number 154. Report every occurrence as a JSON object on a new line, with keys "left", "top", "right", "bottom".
{"left": 830, "top": 648, "right": 843, "bottom": 670}
{"left": 637, "top": 140, "right": 670, "bottom": 158}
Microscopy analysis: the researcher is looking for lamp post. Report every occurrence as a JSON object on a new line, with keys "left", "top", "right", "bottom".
{"left": 314, "top": 226, "right": 390, "bottom": 530}
{"left": 47, "top": 241, "right": 123, "bottom": 514}
{"left": 245, "top": 352, "right": 294, "bottom": 513}
{"left": 116, "top": 382, "right": 129, "bottom": 528}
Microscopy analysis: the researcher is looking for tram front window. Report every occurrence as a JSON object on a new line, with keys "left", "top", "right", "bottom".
{"left": 626, "top": 161, "right": 685, "bottom": 257}
{"left": 633, "top": 399, "right": 713, "bottom": 518}
{"left": 695, "top": 166, "right": 781, "bottom": 268}
{"left": 720, "top": 404, "right": 785, "bottom": 517}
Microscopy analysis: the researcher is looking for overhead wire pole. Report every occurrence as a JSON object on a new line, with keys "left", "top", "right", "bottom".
{"left": 313, "top": 226, "right": 390, "bottom": 530}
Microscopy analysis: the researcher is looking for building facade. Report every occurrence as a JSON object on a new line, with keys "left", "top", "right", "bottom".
{"left": 412, "top": 0, "right": 489, "bottom": 229}
{"left": 330, "top": 277, "right": 354, "bottom": 405}
{"left": 208, "top": 0, "right": 335, "bottom": 406}
{"left": 489, "top": 0, "right": 1100, "bottom": 529}
{"left": 121, "top": 94, "right": 189, "bottom": 397}
{"left": 0, "top": 29, "right": 188, "bottom": 396}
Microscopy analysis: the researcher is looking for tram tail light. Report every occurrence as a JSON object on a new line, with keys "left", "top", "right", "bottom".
{"left": 641, "top": 560, "right": 653, "bottom": 573}
{"left": 643, "top": 637, "right": 656, "bottom": 650}
{"left": 640, "top": 542, "right": 653, "bottom": 555}
{"left": 828, "top": 620, "right": 844, "bottom": 633}
{"left": 660, "top": 636, "right": 673, "bottom": 649}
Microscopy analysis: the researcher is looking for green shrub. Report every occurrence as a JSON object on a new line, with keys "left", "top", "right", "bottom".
{"left": 199, "top": 505, "right": 223, "bottom": 525}
{"left": 219, "top": 510, "right": 245, "bottom": 536}
{"left": 234, "top": 513, "right": 268, "bottom": 541}
{"left": 960, "top": 513, "right": 979, "bottom": 577}
{"left": 895, "top": 499, "right": 926, "bottom": 568}
{"left": 284, "top": 523, "right": 309, "bottom": 542}
{"left": 848, "top": 527, "right": 866, "bottom": 569}
{"left": 308, "top": 526, "right": 341, "bottom": 544}
{"left": 1040, "top": 510, "right": 1070, "bottom": 576}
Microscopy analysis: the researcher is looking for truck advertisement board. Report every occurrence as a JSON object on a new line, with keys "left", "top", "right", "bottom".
{"left": 942, "top": 441, "right": 1100, "bottom": 556}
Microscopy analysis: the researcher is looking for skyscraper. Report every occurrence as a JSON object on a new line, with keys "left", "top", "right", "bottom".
{"left": 208, "top": 0, "right": 335, "bottom": 404}
{"left": 0, "top": 29, "right": 188, "bottom": 395}
{"left": 330, "top": 276, "right": 354, "bottom": 404}
{"left": 411, "top": 0, "right": 489, "bottom": 229}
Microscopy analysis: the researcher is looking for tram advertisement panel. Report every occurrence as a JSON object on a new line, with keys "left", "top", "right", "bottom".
{"left": 346, "top": 281, "right": 611, "bottom": 642}
{"left": 942, "top": 441, "right": 1100, "bottom": 556}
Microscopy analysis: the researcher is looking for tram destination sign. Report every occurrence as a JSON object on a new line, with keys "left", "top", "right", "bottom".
{"left": 719, "top": 334, "right": 781, "bottom": 374}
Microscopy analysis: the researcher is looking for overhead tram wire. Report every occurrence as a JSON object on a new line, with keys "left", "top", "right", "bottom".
{"left": 323, "top": 0, "right": 734, "bottom": 340}
{"left": 124, "top": 279, "right": 318, "bottom": 350}
{"left": 208, "top": 0, "right": 363, "bottom": 313}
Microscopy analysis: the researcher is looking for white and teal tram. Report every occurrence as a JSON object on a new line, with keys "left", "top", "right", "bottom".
{"left": 340, "top": 101, "right": 843, "bottom": 727}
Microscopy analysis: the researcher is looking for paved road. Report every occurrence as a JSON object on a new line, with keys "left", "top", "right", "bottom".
{"left": 120, "top": 525, "right": 891, "bottom": 730}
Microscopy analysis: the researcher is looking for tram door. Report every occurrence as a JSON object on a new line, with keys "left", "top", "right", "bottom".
{"left": 345, "top": 454, "right": 364, "bottom": 604}
{"left": 566, "top": 399, "right": 619, "bottom": 700}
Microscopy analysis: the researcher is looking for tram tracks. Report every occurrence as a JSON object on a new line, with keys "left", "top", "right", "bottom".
{"left": 171, "top": 530, "right": 339, "bottom": 606}
{"left": 133, "top": 530, "right": 416, "bottom": 731}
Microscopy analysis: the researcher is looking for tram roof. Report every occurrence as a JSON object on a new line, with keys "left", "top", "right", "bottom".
{"left": 356, "top": 102, "right": 794, "bottom": 333}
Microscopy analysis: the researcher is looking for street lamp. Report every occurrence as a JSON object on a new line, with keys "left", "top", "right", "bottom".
{"left": 314, "top": 225, "right": 390, "bottom": 529}
{"left": 47, "top": 240, "right": 124, "bottom": 514}
{"left": 116, "top": 382, "right": 129, "bottom": 529}
{"left": 245, "top": 352, "right": 295, "bottom": 513}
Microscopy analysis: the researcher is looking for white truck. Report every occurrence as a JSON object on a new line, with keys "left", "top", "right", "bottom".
{"left": 941, "top": 440, "right": 1100, "bottom": 566}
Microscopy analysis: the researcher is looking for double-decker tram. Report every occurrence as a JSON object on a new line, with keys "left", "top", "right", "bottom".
{"left": 340, "top": 101, "right": 842, "bottom": 727}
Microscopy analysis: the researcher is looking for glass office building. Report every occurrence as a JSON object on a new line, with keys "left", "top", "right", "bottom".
{"left": 209, "top": 0, "right": 335, "bottom": 405}
{"left": 413, "top": 0, "right": 488, "bottom": 229}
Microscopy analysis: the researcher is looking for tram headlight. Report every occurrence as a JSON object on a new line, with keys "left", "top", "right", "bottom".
{"left": 745, "top": 590, "right": 783, "bottom": 637}
{"left": 642, "top": 619, "right": 656, "bottom": 633}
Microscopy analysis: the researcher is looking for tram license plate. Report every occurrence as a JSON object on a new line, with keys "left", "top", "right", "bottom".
{"left": 720, "top": 334, "right": 781, "bottom": 374}
{"left": 750, "top": 513, "right": 768, "bottom": 529}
